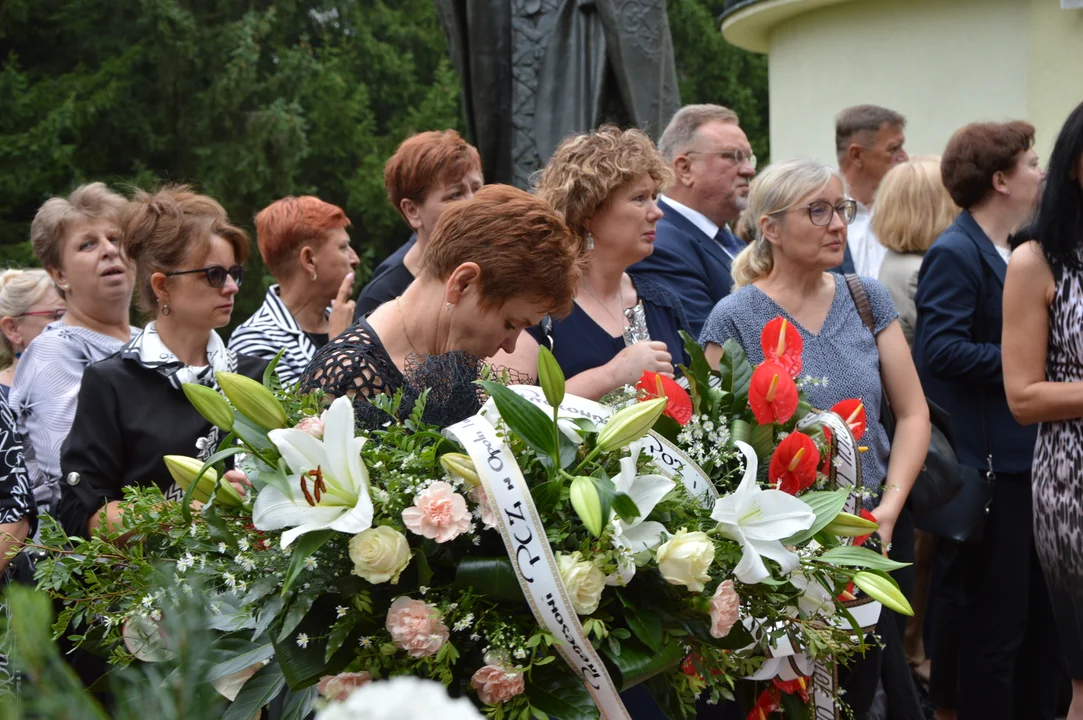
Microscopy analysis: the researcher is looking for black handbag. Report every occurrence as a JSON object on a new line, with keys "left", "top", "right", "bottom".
{"left": 844, "top": 275, "right": 993, "bottom": 542}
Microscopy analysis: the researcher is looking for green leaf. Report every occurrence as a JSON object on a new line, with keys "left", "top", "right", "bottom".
{"left": 280, "top": 686, "right": 318, "bottom": 720}
{"left": 524, "top": 669, "right": 600, "bottom": 720}
{"left": 780, "top": 689, "right": 812, "bottom": 719}
{"left": 263, "top": 349, "right": 287, "bottom": 389}
{"left": 479, "top": 381, "right": 555, "bottom": 458}
{"left": 207, "top": 638, "right": 275, "bottom": 682}
{"left": 222, "top": 659, "right": 286, "bottom": 720}
{"left": 625, "top": 608, "right": 663, "bottom": 653}
{"left": 537, "top": 345, "right": 566, "bottom": 409}
{"left": 853, "top": 570, "right": 914, "bottom": 616}
{"left": 252, "top": 595, "right": 286, "bottom": 641}
{"left": 281, "top": 530, "right": 334, "bottom": 595}
{"left": 232, "top": 411, "right": 276, "bottom": 454}
{"left": 453, "top": 557, "right": 525, "bottom": 602}
{"left": 730, "top": 418, "right": 751, "bottom": 445}
{"left": 530, "top": 479, "right": 563, "bottom": 514}
{"left": 717, "top": 338, "right": 753, "bottom": 405}
{"left": 749, "top": 422, "right": 775, "bottom": 462}
{"left": 274, "top": 596, "right": 359, "bottom": 689}
{"left": 413, "top": 546, "right": 433, "bottom": 589}
{"left": 251, "top": 459, "right": 292, "bottom": 500}
{"left": 819, "top": 546, "right": 910, "bottom": 572}
{"left": 601, "top": 637, "right": 683, "bottom": 690}
{"left": 324, "top": 613, "right": 359, "bottom": 664}
{"left": 609, "top": 492, "right": 640, "bottom": 525}
{"left": 782, "top": 488, "right": 850, "bottom": 545}
{"left": 277, "top": 593, "right": 317, "bottom": 643}
{"left": 679, "top": 330, "right": 712, "bottom": 415}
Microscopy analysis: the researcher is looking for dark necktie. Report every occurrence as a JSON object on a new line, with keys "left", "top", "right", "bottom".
{"left": 715, "top": 226, "right": 745, "bottom": 258}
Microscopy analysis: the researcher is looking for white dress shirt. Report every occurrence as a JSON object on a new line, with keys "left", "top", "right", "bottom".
{"left": 848, "top": 200, "right": 888, "bottom": 277}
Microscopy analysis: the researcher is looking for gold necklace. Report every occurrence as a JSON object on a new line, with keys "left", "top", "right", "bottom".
{"left": 395, "top": 296, "right": 421, "bottom": 356}
{"left": 582, "top": 282, "right": 626, "bottom": 328}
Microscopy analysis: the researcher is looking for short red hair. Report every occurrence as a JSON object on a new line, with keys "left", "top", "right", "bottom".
{"left": 421, "top": 185, "right": 582, "bottom": 317}
{"left": 384, "top": 130, "right": 482, "bottom": 222}
{"left": 255, "top": 196, "right": 351, "bottom": 277}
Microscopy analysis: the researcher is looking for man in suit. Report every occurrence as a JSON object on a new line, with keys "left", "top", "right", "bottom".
{"left": 629, "top": 104, "right": 755, "bottom": 336}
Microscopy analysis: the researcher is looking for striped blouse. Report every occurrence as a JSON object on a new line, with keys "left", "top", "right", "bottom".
{"left": 228, "top": 285, "right": 327, "bottom": 388}
{"left": 9, "top": 321, "right": 139, "bottom": 516}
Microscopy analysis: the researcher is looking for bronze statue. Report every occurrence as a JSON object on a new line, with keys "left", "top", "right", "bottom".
{"left": 434, "top": 0, "right": 681, "bottom": 187}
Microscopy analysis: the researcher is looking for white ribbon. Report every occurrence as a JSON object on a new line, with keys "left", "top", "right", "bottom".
{"left": 445, "top": 415, "right": 630, "bottom": 720}
{"left": 497, "top": 386, "right": 717, "bottom": 506}
{"left": 798, "top": 410, "right": 881, "bottom": 719}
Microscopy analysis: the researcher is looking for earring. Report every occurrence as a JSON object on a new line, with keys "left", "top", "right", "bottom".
{"left": 161, "top": 303, "right": 171, "bottom": 316}
{"left": 312, "top": 272, "right": 318, "bottom": 282}
{"left": 446, "top": 302, "right": 453, "bottom": 312}
{"left": 584, "top": 233, "right": 594, "bottom": 251}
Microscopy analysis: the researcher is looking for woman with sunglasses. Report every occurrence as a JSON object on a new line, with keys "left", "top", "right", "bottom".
{"left": 700, "top": 158, "right": 929, "bottom": 718}
{"left": 0, "top": 269, "right": 66, "bottom": 397}
{"left": 57, "top": 186, "right": 266, "bottom": 539}
{"left": 9, "top": 183, "right": 137, "bottom": 521}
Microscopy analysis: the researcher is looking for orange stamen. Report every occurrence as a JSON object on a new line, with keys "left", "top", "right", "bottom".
{"left": 765, "top": 374, "right": 779, "bottom": 403}
{"left": 787, "top": 447, "right": 806, "bottom": 472}
{"left": 846, "top": 402, "right": 865, "bottom": 425}
{"left": 776, "top": 319, "right": 788, "bottom": 358}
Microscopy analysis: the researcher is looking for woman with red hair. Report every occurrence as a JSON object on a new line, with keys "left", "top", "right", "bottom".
{"left": 229, "top": 195, "right": 360, "bottom": 385}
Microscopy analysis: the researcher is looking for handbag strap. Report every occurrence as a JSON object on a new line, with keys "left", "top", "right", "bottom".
{"left": 843, "top": 274, "right": 895, "bottom": 417}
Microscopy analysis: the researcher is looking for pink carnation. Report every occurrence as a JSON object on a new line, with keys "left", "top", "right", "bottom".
{"left": 385, "top": 597, "right": 449, "bottom": 658}
{"left": 469, "top": 485, "right": 498, "bottom": 530}
{"left": 709, "top": 579, "right": 740, "bottom": 639}
{"left": 401, "top": 481, "right": 472, "bottom": 543}
{"left": 295, "top": 415, "right": 324, "bottom": 439}
{"left": 316, "top": 671, "right": 372, "bottom": 702}
{"left": 471, "top": 664, "right": 525, "bottom": 705}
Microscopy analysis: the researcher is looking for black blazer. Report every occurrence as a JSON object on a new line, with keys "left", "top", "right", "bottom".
{"left": 58, "top": 353, "right": 268, "bottom": 535}
{"left": 912, "top": 210, "right": 1037, "bottom": 474}
{"left": 629, "top": 197, "right": 733, "bottom": 337}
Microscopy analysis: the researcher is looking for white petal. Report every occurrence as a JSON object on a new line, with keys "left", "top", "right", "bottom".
{"left": 738, "top": 490, "right": 815, "bottom": 541}
{"left": 617, "top": 521, "right": 668, "bottom": 554}
{"left": 347, "top": 436, "right": 370, "bottom": 495}
{"left": 616, "top": 457, "right": 637, "bottom": 494}
{"left": 252, "top": 484, "right": 311, "bottom": 531}
{"left": 270, "top": 427, "right": 328, "bottom": 475}
{"left": 280, "top": 515, "right": 343, "bottom": 548}
{"left": 733, "top": 441, "right": 759, "bottom": 493}
{"left": 733, "top": 539, "right": 770, "bottom": 584}
{"left": 749, "top": 538, "right": 801, "bottom": 576}
{"left": 327, "top": 491, "right": 374, "bottom": 535}
{"left": 625, "top": 474, "right": 674, "bottom": 522}
{"left": 322, "top": 397, "right": 356, "bottom": 488}
{"left": 710, "top": 494, "right": 739, "bottom": 525}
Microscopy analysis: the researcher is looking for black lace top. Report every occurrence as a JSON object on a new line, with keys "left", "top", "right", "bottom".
{"left": 298, "top": 318, "right": 521, "bottom": 430}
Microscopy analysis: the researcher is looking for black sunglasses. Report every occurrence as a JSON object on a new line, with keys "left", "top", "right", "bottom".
{"left": 164, "top": 264, "right": 245, "bottom": 288}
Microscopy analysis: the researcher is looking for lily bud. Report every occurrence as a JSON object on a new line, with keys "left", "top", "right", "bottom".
{"left": 537, "top": 346, "right": 566, "bottom": 409}
{"left": 853, "top": 571, "right": 914, "bottom": 616}
{"left": 440, "top": 452, "right": 480, "bottom": 487}
{"left": 596, "top": 397, "right": 666, "bottom": 452}
{"left": 570, "top": 476, "right": 604, "bottom": 538}
{"left": 163, "top": 455, "right": 243, "bottom": 507}
{"left": 182, "top": 383, "right": 234, "bottom": 432}
{"left": 822, "top": 511, "right": 879, "bottom": 537}
{"left": 217, "top": 372, "right": 286, "bottom": 430}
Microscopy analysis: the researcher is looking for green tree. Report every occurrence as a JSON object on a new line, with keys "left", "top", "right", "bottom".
{"left": 0, "top": 0, "right": 767, "bottom": 334}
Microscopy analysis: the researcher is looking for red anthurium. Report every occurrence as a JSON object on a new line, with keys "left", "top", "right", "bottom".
{"left": 769, "top": 432, "right": 820, "bottom": 495}
{"left": 760, "top": 316, "right": 803, "bottom": 377}
{"left": 772, "top": 676, "right": 811, "bottom": 702}
{"left": 838, "top": 580, "right": 857, "bottom": 602}
{"left": 681, "top": 654, "right": 700, "bottom": 679}
{"left": 830, "top": 399, "right": 868, "bottom": 441}
{"left": 637, "top": 371, "right": 693, "bottom": 426}
{"left": 748, "top": 361, "right": 799, "bottom": 426}
{"left": 819, "top": 426, "right": 834, "bottom": 476}
{"left": 852, "top": 509, "right": 878, "bottom": 547}
{"left": 747, "top": 688, "right": 781, "bottom": 720}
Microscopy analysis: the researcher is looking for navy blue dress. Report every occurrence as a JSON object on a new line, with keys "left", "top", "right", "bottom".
{"left": 527, "top": 275, "right": 690, "bottom": 379}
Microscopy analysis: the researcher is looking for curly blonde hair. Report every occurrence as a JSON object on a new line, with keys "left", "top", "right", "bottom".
{"left": 535, "top": 126, "right": 673, "bottom": 248}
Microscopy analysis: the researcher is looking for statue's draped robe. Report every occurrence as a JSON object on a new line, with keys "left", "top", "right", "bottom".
{"left": 435, "top": 0, "right": 681, "bottom": 187}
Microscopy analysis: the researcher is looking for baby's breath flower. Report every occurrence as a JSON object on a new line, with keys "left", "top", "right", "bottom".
{"left": 296, "top": 633, "right": 309, "bottom": 648}
{"left": 336, "top": 605, "right": 348, "bottom": 619}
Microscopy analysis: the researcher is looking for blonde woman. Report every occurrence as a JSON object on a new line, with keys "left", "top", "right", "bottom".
{"left": 874, "top": 158, "right": 959, "bottom": 346}
{"left": 700, "top": 158, "right": 929, "bottom": 715}
{"left": 0, "top": 270, "right": 65, "bottom": 396}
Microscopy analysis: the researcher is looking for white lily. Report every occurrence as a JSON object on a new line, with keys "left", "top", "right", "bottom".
{"left": 253, "top": 396, "right": 374, "bottom": 548}
{"left": 610, "top": 440, "right": 675, "bottom": 555}
{"left": 789, "top": 569, "right": 836, "bottom": 618}
{"left": 711, "top": 441, "right": 815, "bottom": 584}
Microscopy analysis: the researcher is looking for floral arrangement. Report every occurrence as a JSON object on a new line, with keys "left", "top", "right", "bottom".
{"left": 26, "top": 337, "right": 910, "bottom": 720}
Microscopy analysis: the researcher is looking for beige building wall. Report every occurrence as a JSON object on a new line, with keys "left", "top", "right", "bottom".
{"left": 727, "top": 0, "right": 1083, "bottom": 165}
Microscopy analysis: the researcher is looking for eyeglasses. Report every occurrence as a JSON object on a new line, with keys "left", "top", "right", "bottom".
{"left": 164, "top": 265, "right": 245, "bottom": 288}
{"left": 687, "top": 149, "right": 757, "bottom": 169}
{"left": 18, "top": 308, "right": 66, "bottom": 321}
{"left": 773, "top": 200, "right": 858, "bottom": 227}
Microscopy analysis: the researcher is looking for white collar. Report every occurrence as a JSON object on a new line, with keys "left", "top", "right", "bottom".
{"left": 660, "top": 194, "right": 720, "bottom": 239}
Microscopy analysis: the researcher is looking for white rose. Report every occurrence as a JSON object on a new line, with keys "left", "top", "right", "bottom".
{"left": 349, "top": 526, "right": 411, "bottom": 584}
{"left": 556, "top": 552, "right": 606, "bottom": 615}
{"left": 655, "top": 529, "right": 715, "bottom": 593}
